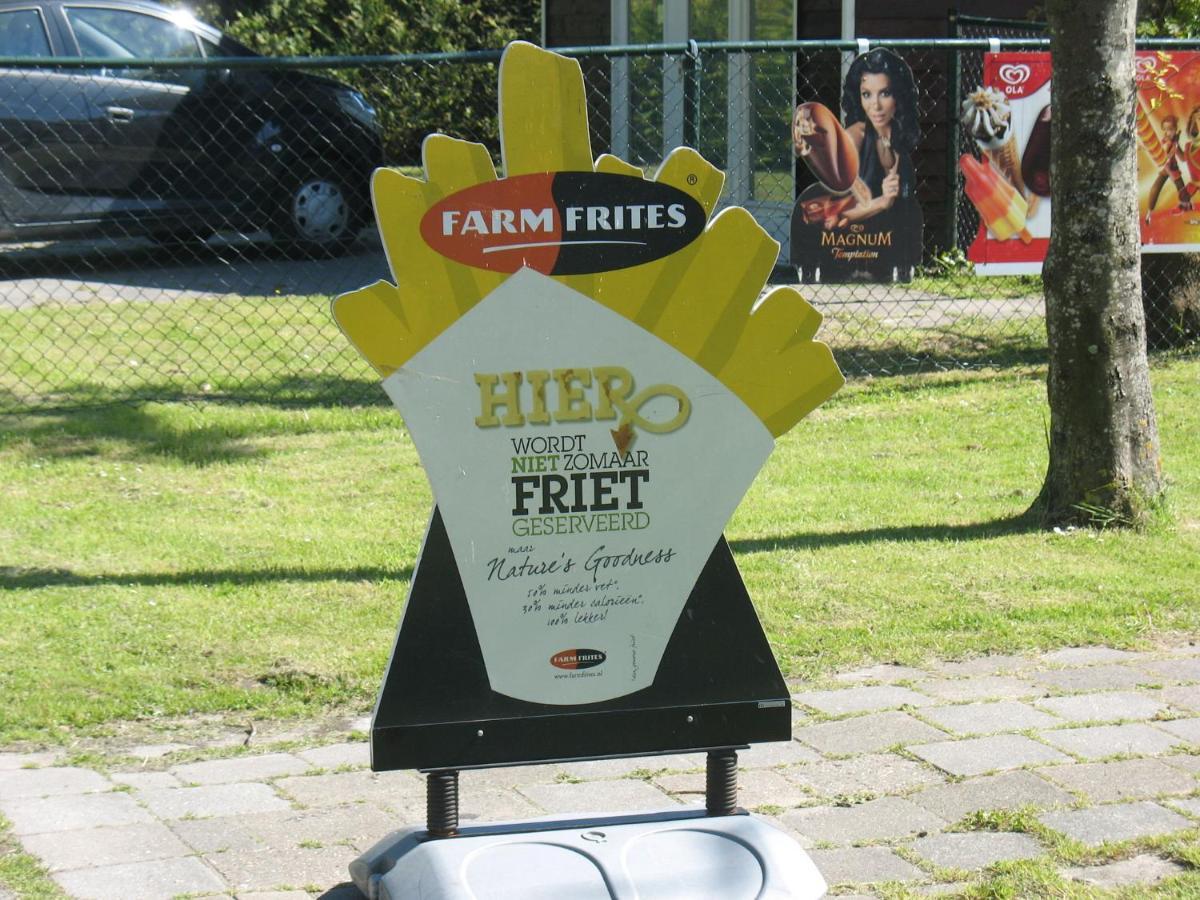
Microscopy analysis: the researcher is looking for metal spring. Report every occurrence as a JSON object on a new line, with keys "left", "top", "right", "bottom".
{"left": 426, "top": 770, "right": 459, "bottom": 836}
{"left": 705, "top": 749, "right": 738, "bottom": 816}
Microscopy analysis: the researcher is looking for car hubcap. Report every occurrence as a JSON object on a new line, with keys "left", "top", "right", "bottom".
{"left": 292, "top": 179, "right": 350, "bottom": 243}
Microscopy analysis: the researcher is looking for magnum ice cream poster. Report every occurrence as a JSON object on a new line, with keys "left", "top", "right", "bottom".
{"left": 790, "top": 48, "right": 924, "bottom": 283}
{"left": 963, "top": 50, "right": 1200, "bottom": 275}
{"left": 333, "top": 43, "right": 843, "bottom": 707}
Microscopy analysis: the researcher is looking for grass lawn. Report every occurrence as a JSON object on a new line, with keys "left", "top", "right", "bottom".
{"left": 1, "top": 356, "right": 1198, "bottom": 747}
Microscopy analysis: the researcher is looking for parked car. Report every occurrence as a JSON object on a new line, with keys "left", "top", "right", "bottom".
{"left": 0, "top": 0, "right": 384, "bottom": 253}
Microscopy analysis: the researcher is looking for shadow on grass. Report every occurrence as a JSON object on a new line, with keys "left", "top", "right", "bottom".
{"left": 0, "top": 379, "right": 397, "bottom": 465}
{"left": 829, "top": 330, "right": 1049, "bottom": 377}
{"left": 0, "top": 563, "right": 413, "bottom": 591}
{"left": 729, "top": 512, "right": 1041, "bottom": 555}
{"left": 2, "top": 404, "right": 265, "bottom": 466}
{"left": 1, "top": 371, "right": 389, "bottom": 415}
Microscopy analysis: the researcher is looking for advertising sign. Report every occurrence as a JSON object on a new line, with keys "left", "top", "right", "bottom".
{"left": 963, "top": 50, "right": 1200, "bottom": 275}
{"left": 1135, "top": 50, "right": 1200, "bottom": 251}
{"left": 790, "top": 48, "right": 924, "bottom": 283}
{"left": 382, "top": 266, "right": 774, "bottom": 705}
{"left": 333, "top": 43, "right": 844, "bottom": 769}
{"left": 960, "top": 52, "right": 1052, "bottom": 275}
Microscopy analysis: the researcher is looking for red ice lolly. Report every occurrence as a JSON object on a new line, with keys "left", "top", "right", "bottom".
{"left": 959, "top": 154, "right": 1032, "bottom": 244}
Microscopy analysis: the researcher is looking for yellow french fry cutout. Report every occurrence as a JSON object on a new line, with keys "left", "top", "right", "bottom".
{"left": 761, "top": 344, "right": 846, "bottom": 436}
{"left": 737, "top": 287, "right": 826, "bottom": 353}
{"left": 654, "top": 148, "right": 725, "bottom": 219}
{"left": 334, "top": 41, "right": 843, "bottom": 441}
{"left": 500, "top": 41, "right": 593, "bottom": 175}
{"left": 423, "top": 135, "right": 497, "bottom": 195}
{"left": 330, "top": 280, "right": 411, "bottom": 378}
{"left": 655, "top": 208, "right": 777, "bottom": 371}
{"left": 595, "top": 154, "right": 643, "bottom": 178}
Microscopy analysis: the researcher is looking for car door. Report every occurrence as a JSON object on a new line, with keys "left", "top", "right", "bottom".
{"left": 0, "top": 4, "right": 96, "bottom": 226}
{"left": 61, "top": 4, "right": 208, "bottom": 211}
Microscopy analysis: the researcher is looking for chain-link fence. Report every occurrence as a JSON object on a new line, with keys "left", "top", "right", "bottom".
{"left": 2, "top": 32, "right": 1198, "bottom": 412}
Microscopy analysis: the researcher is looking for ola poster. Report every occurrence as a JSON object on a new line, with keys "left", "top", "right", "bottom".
{"left": 962, "top": 50, "right": 1200, "bottom": 276}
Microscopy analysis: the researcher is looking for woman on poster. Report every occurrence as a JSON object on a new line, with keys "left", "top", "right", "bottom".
{"left": 839, "top": 47, "right": 919, "bottom": 228}
{"left": 789, "top": 47, "right": 922, "bottom": 281}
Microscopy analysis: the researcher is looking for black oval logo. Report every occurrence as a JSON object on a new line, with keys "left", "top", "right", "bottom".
{"left": 550, "top": 648, "right": 607, "bottom": 670}
{"left": 421, "top": 172, "right": 706, "bottom": 276}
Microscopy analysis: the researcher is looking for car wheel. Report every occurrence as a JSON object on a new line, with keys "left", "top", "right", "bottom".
{"left": 274, "top": 171, "right": 362, "bottom": 256}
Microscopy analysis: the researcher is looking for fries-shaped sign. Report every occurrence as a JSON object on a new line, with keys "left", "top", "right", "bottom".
{"left": 334, "top": 43, "right": 843, "bottom": 770}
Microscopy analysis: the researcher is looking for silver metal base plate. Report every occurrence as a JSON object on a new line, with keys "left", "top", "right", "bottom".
{"left": 350, "top": 808, "right": 826, "bottom": 899}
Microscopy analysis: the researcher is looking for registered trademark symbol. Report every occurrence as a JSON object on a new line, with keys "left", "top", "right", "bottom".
{"left": 687, "top": 174, "right": 698, "bottom": 185}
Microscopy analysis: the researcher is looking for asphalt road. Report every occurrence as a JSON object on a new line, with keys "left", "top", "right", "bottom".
{"left": 0, "top": 232, "right": 392, "bottom": 309}
{"left": 0, "top": 233, "right": 1043, "bottom": 334}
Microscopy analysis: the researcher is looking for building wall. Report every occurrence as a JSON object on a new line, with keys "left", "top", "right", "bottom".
{"left": 545, "top": 0, "right": 610, "bottom": 45}
{"left": 797, "top": 0, "right": 1040, "bottom": 38}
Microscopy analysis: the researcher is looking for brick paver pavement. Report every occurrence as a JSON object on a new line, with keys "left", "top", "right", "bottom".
{"left": 3, "top": 644, "right": 1200, "bottom": 898}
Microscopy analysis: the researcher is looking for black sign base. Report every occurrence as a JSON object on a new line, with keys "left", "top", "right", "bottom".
{"left": 371, "top": 509, "right": 791, "bottom": 771}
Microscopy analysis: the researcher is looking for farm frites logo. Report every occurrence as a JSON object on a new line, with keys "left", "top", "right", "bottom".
{"left": 551, "top": 649, "right": 607, "bottom": 670}
{"left": 420, "top": 172, "right": 705, "bottom": 275}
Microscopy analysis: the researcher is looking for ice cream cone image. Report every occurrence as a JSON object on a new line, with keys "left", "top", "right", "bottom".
{"left": 983, "top": 138, "right": 1027, "bottom": 198}
{"left": 960, "top": 86, "right": 1027, "bottom": 196}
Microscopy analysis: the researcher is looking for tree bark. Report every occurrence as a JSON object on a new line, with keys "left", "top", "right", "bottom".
{"left": 1036, "top": 0, "right": 1164, "bottom": 526}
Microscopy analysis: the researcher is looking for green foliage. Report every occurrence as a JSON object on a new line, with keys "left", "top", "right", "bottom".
{"left": 918, "top": 246, "right": 974, "bottom": 278}
{"left": 1138, "top": 0, "right": 1200, "bottom": 36}
{"left": 193, "top": 0, "right": 541, "bottom": 164}
{"left": 207, "top": 0, "right": 537, "bottom": 58}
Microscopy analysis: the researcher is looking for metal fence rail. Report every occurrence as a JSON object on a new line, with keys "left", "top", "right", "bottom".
{"left": 1, "top": 36, "right": 1197, "bottom": 412}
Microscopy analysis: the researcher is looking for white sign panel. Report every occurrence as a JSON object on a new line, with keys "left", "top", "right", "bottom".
{"left": 384, "top": 268, "right": 773, "bottom": 705}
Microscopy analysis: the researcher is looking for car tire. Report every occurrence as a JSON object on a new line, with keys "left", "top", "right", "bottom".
{"left": 272, "top": 169, "right": 364, "bottom": 257}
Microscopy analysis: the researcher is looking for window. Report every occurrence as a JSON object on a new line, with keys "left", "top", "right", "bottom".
{"left": 0, "top": 8, "right": 52, "bottom": 57}
{"left": 753, "top": 0, "right": 791, "bottom": 40}
{"left": 629, "top": 0, "right": 661, "bottom": 43}
{"left": 199, "top": 34, "right": 253, "bottom": 58}
{"left": 65, "top": 7, "right": 201, "bottom": 59}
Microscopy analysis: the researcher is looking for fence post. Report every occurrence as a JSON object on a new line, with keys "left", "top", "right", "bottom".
{"left": 609, "top": 0, "right": 632, "bottom": 160}
{"left": 684, "top": 39, "right": 701, "bottom": 150}
{"left": 946, "top": 9, "right": 962, "bottom": 253}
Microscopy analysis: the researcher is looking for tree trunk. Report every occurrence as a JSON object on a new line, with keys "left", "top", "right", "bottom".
{"left": 1141, "top": 253, "right": 1200, "bottom": 349}
{"left": 1036, "top": 0, "right": 1164, "bottom": 526}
